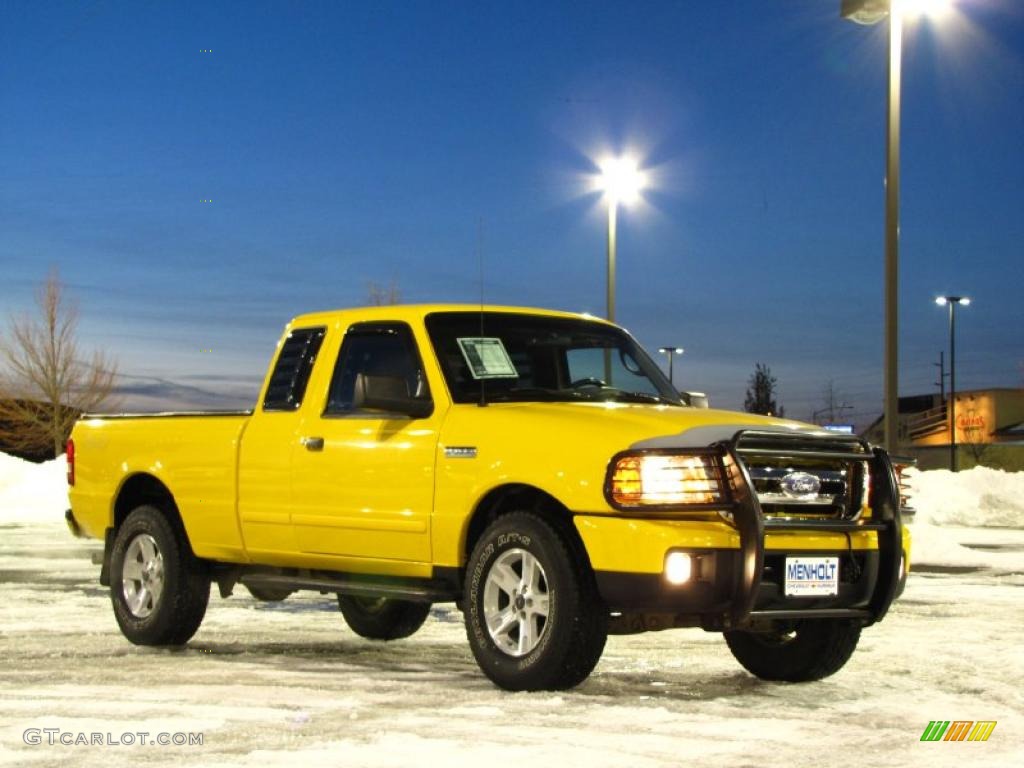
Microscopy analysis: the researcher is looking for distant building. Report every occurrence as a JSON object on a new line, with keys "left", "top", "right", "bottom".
{"left": 862, "top": 388, "right": 1024, "bottom": 470}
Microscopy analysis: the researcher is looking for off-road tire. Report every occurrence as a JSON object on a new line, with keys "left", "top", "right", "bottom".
{"left": 724, "top": 619, "right": 862, "bottom": 682}
{"left": 110, "top": 504, "right": 210, "bottom": 645}
{"left": 464, "top": 511, "right": 607, "bottom": 691}
{"left": 337, "top": 596, "right": 432, "bottom": 640}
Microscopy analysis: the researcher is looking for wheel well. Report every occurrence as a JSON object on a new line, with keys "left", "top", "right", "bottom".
{"left": 465, "top": 484, "right": 590, "bottom": 568}
{"left": 114, "top": 474, "right": 180, "bottom": 531}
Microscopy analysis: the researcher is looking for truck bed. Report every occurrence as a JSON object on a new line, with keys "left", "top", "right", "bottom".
{"left": 69, "top": 411, "right": 252, "bottom": 561}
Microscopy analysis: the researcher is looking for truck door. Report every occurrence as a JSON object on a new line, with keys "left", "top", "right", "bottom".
{"left": 290, "top": 321, "right": 438, "bottom": 563}
{"left": 238, "top": 325, "right": 326, "bottom": 558}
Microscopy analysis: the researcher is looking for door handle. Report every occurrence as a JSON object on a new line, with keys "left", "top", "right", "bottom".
{"left": 301, "top": 436, "right": 324, "bottom": 451}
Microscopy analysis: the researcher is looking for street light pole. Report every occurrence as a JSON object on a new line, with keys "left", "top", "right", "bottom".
{"left": 606, "top": 201, "right": 617, "bottom": 323}
{"left": 949, "top": 298, "right": 956, "bottom": 470}
{"left": 598, "top": 156, "right": 645, "bottom": 325}
{"left": 936, "top": 295, "right": 970, "bottom": 471}
{"left": 842, "top": 0, "right": 904, "bottom": 453}
{"left": 841, "top": 0, "right": 952, "bottom": 452}
{"left": 883, "top": 10, "right": 903, "bottom": 455}
{"left": 659, "top": 346, "right": 684, "bottom": 386}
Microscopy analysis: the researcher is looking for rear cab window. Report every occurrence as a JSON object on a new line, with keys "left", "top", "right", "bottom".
{"left": 263, "top": 327, "right": 326, "bottom": 411}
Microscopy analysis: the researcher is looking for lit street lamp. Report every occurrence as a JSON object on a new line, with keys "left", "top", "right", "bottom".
{"left": 841, "top": 0, "right": 952, "bottom": 452}
{"left": 598, "top": 156, "right": 646, "bottom": 323}
{"left": 659, "top": 346, "right": 684, "bottom": 386}
{"left": 936, "top": 295, "right": 970, "bottom": 471}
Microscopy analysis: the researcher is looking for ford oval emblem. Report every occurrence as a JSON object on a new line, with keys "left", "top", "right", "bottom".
{"left": 781, "top": 471, "right": 821, "bottom": 499}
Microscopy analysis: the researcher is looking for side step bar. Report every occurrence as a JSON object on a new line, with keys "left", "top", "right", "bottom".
{"left": 235, "top": 569, "right": 458, "bottom": 604}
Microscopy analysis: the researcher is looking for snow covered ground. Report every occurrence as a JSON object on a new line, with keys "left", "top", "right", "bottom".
{"left": 1, "top": 453, "right": 1022, "bottom": 767}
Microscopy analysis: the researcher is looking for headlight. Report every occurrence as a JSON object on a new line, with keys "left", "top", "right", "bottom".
{"left": 607, "top": 452, "right": 724, "bottom": 509}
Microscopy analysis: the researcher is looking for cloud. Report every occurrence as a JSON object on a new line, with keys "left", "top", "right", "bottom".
{"left": 110, "top": 373, "right": 260, "bottom": 413}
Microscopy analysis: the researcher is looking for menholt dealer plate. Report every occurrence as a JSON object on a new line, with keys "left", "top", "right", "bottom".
{"left": 784, "top": 556, "right": 840, "bottom": 597}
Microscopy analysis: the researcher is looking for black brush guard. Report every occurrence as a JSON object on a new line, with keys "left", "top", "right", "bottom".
{"left": 718, "top": 430, "right": 903, "bottom": 629}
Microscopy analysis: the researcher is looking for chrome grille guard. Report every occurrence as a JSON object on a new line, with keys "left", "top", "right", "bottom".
{"left": 716, "top": 429, "right": 904, "bottom": 629}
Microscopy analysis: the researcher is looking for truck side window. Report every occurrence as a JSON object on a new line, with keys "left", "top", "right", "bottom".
{"left": 325, "top": 323, "right": 430, "bottom": 415}
{"left": 262, "top": 327, "right": 326, "bottom": 411}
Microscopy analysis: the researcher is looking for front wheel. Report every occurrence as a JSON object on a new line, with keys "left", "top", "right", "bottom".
{"left": 724, "top": 619, "right": 862, "bottom": 682}
{"left": 464, "top": 511, "right": 607, "bottom": 691}
{"left": 110, "top": 504, "right": 210, "bottom": 645}
{"left": 337, "top": 595, "right": 432, "bottom": 640}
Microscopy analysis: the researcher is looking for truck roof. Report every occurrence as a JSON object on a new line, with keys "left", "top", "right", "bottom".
{"left": 288, "top": 304, "right": 615, "bottom": 329}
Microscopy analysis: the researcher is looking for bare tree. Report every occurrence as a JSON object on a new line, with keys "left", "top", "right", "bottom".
{"left": 958, "top": 408, "right": 992, "bottom": 468}
{"left": 366, "top": 279, "right": 401, "bottom": 306}
{"left": 0, "top": 271, "right": 118, "bottom": 457}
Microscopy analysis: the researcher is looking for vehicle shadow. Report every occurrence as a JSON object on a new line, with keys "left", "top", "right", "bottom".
{"left": 173, "top": 637, "right": 773, "bottom": 702}
{"left": 176, "top": 638, "right": 488, "bottom": 686}
{"left": 576, "top": 669, "right": 770, "bottom": 702}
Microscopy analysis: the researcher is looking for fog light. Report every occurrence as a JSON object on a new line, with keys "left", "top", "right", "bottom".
{"left": 665, "top": 552, "right": 692, "bottom": 585}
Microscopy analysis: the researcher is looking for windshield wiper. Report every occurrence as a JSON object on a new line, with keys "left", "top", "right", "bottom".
{"left": 483, "top": 387, "right": 679, "bottom": 406}
{"left": 485, "top": 387, "right": 566, "bottom": 403}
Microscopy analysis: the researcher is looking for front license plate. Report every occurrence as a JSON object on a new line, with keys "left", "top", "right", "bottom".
{"left": 784, "top": 557, "right": 839, "bottom": 597}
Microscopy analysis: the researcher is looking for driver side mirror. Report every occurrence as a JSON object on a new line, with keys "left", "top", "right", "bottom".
{"left": 680, "top": 391, "right": 709, "bottom": 409}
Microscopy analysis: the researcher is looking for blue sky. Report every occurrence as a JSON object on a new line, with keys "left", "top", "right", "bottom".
{"left": 1, "top": 0, "right": 1022, "bottom": 424}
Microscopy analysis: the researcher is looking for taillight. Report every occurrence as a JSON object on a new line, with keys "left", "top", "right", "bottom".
{"left": 66, "top": 439, "right": 75, "bottom": 486}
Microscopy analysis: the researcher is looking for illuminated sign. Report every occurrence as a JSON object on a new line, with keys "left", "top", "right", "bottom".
{"left": 822, "top": 424, "right": 855, "bottom": 434}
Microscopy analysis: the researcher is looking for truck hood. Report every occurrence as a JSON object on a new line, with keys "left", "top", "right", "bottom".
{"left": 456, "top": 401, "right": 836, "bottom": 451}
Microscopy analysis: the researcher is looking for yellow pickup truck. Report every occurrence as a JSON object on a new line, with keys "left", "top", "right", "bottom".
{"left": 67, "top": 305, "right": 909, "bottom": 690}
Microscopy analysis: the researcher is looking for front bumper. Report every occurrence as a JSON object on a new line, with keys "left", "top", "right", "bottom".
{"left": 594, "top": 548, "right": 904, "bottom": 625}
{"left": 577, "top": 433, "right": 906, "bottom": 630}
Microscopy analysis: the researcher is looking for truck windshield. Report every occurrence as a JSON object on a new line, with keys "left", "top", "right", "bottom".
{"left": 425, "top": 311, "right": 683, "bottom": 406}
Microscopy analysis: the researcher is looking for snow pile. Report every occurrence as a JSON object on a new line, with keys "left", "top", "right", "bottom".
{"left": 907, "top": 465, "right": 1024, "bottom": 528}
{"left": 906, "top": 465, "right": 1024, "bottom": 570}
{"left": 0, "top": 452, "right": 68, "bottom": 523}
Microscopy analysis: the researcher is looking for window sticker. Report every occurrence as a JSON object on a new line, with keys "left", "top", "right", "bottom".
{"left": 457, "top": 337, "right": 519, "bottom": 380}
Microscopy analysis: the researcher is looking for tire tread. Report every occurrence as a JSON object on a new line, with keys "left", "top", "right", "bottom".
{"left": 724, "top": 619, "right": 862, "bottom": 682}
{"left": 337, "top": 596, "right": 432, "bottom": 641}
{"left": 465, "top": 510, "right": 607, "bottom": 691}
{"left": 110, "top": 505, "right": 209, "bottom": 646}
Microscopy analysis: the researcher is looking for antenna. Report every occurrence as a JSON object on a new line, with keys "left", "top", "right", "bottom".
{"left": 477, "top": 217, "right": 487, "bottom": 408}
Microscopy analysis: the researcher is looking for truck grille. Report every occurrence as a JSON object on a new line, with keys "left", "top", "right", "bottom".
{"left": 734, "top": 431, "right": 871, "bottom": 521}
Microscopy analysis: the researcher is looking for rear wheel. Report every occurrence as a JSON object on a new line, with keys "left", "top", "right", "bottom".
{"left": 337, "top": 595, "right": 432, "bottom": 640}
{"left": 245, "top": 585, "right": 293, "bottom": 602}
{"left": 724, "top": 619, "right": 862, "bottom": 682}
{"left": 110, "top": 505, "right": 210, "bottom": 645}
{"left": 464, "top": 511, "right": 607, "bottom": 691}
